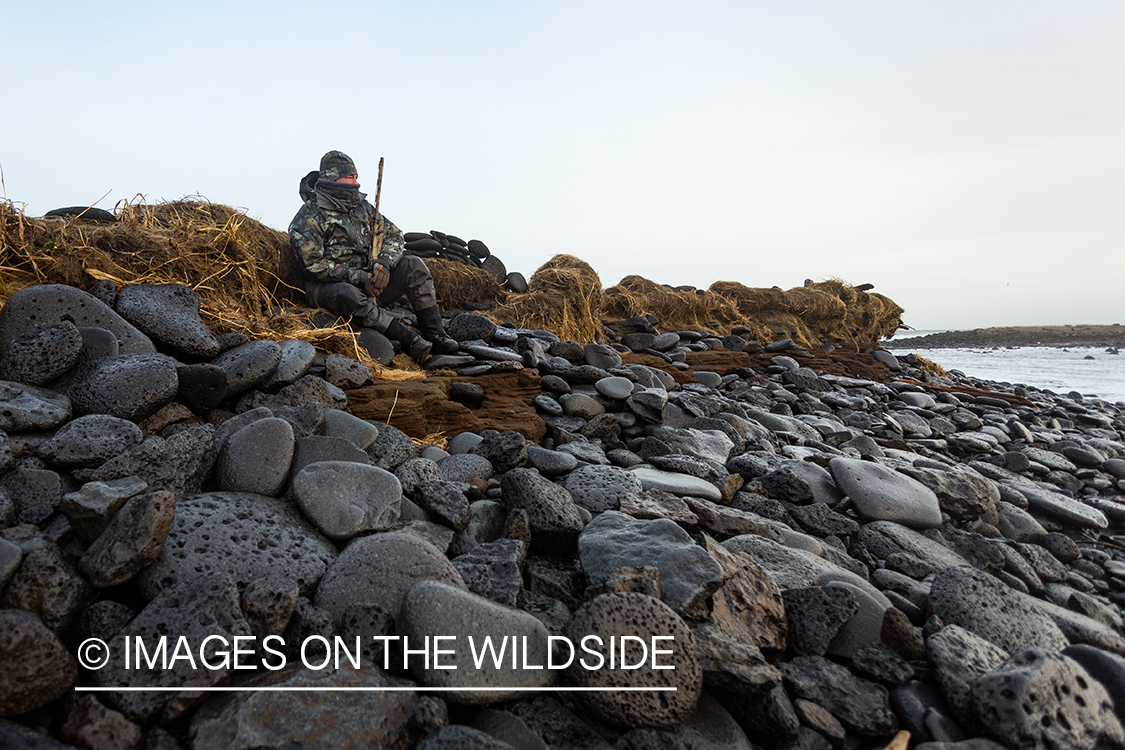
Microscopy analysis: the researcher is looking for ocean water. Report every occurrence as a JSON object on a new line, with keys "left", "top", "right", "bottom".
{"left": 889, "top": 332, "right": 1125, "bottom": 405}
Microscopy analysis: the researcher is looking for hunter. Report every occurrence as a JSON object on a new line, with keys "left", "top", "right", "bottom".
{"left": 288, "top": 150, "right": 457, "bottom": 361}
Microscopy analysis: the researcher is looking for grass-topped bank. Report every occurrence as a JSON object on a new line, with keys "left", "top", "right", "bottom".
{"left": 886, "top": 325, "right": 1125, "bottom": 350}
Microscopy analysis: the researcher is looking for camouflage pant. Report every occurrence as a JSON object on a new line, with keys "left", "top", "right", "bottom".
{"left": 304, "top": 255, "right": 437, "bottom": 333}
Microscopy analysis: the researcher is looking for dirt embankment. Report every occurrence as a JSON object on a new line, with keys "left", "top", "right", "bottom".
{"left": 886, "top": 325, "right": 1125, "bottom": 350}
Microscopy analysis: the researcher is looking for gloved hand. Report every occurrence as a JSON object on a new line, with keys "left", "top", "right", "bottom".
{"left": 365, "top": 262, "right": 390, "bottom": 297}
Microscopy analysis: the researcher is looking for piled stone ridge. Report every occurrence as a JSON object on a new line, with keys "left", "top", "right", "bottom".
{"left": 0, "top": 278, "right": 1124, "bottom": 750}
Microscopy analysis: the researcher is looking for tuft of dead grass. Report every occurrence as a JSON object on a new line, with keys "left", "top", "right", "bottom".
{"left": 490, "top": 254, "right": 606, "bottom": 343}
{"left": 427, "top": 258, "right": 505, "bottom": 310}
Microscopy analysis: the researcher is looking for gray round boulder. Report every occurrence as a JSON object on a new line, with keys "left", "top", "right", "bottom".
{"left": 38, "top": 414, "right": 143, "bottom": 468}
{"left": 314, "top": 531, "right": 466, "bottom": 624}
{"left": 62, "top": 353, "right": 179, "bottom": 421}
{"left": 0, "top": 320, "right": 83, "bottom": 386}
{"left": 292, "top": 461, "right": 402, "bottom": 541}
{"left": 115, "top": 283, "right": 221, "bottom": 358}
{"left": 398, "top": 580, "right": 555, "bottom": 702}
{"left": 828, "top": 457, "right": 942, "bottom": 529}
{"left": 565, "top": 592, "right": 702, "bottom": 729}
{"left": 210, "top": 340, "right": 282, "bottom": 395}
{"left": 217, "top": 417, "right": 295, "bottom": 497}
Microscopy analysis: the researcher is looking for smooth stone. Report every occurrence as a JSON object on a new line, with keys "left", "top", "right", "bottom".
{"left": 292, "top": 461, "right": 402, "bottom": 540}
{"left": 216, "top": 417, "right": 294, "bottom": 497}
{"left": 578, "top": 510, "right": 723, "bottom": 614}
{"left": 995, "top": 501, "right": 1048, "bottom": 542}
{"left": 525, "top": 444, "right": 578, "bottom": 476}
{"left": 0, "top": 380, "right": 72, "bottom": 432}
{"left": 210, "top": 339, "right": 282, "bottom": 395}
{"left": 398, "top": 580, "right": 553, "bottom": 702}
{"left": 828, "top": 457, "right": 942, "bottom": 529}
{"left": 464, "top": 344, "right": 522, "bottom": 362}
{"left": 629, "top": 465, "right": 722, "bottom": 501}
{"left": 873, "top": 350, "right": 902, "bottom": 371}
{"left": 0, "top": 283, "right": 155, "bottom": 357}
{"left": 137, "top": 492, "right": 337, "bottom": 599}
{"left": 595, "top": 376, "right": 634, "bottom": 401}
{"left": 289, "top": 435, "right": 370, "bottom": 480}
{"left": 321, "top": 408, "right": 380, "bottom": 451}
{"left": 561, "top": 392, "right": 605, "bottom": 419}
{"left": 38, "top": 413, "right": 143, "bottom": 468}
{"left": 314, "top": 531, "right": 466, "bottom": 624}
{"left": 1010, "top": 483, "right": 1108, "bottom": 529}
{"left": 652, "top": 332, "right": 681, "bottom": 351}
{"left": 262, "top": 339, "right": 317, "bottom": 388}
{"left": 114, "top": 283, "right": 221, "bottom": 357}
{"left": 584, "top": 343, "right": 622, "bottom": 370}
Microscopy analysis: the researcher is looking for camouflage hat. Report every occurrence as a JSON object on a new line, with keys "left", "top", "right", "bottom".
{"left": 319, "top": 151, "right": 357, "bottom": 182}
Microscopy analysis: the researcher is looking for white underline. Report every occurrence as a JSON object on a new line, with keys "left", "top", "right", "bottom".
{"left": 75, "top": 686, "right": 677, "bottom": 692}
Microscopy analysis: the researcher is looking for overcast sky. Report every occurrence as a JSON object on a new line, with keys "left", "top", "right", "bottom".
{"left": 3, "top": 1, "right": 1123, "bottom": 332}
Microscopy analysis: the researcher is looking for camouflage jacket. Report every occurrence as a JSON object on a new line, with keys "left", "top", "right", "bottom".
{"left": 288, "top": 191, "right": 406, "bottom": 285}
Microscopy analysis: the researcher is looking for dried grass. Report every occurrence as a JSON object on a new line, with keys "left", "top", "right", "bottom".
{"left": 490, "top": 254, "right": 606, "bottom": 343}
{"left": 1, "top": 200, "right": 905, "bottom": 357}
{"left": 0, "top": 198, "right": 426, "bottom": 380}
{"left": 428, "top": 258, "right": 505, "bottom": 310}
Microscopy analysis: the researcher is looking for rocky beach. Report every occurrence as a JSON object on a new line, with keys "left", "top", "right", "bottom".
{"left": 1, "top": 208, "right": 1125, "bottom": 750}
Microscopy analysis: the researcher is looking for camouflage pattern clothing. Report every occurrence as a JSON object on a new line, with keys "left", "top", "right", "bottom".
{"left": 288, "top": 188, "right": 406, "bottom": 287}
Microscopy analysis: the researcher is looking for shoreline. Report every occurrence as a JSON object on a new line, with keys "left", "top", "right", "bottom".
{"left": 885, "top": 324, "right": 1125, "bottom": 350}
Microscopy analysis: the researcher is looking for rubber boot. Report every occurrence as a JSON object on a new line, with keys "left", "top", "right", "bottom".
{"left": 414, "top": 305, "right": 459, "bottom": 355}
{"left": 384, "top": 320, "right": 432, "bottom": 363}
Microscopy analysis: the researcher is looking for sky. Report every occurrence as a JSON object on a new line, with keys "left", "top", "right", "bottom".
{"left": 2, "top": 1, "right": 1123, "bottom": 332}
